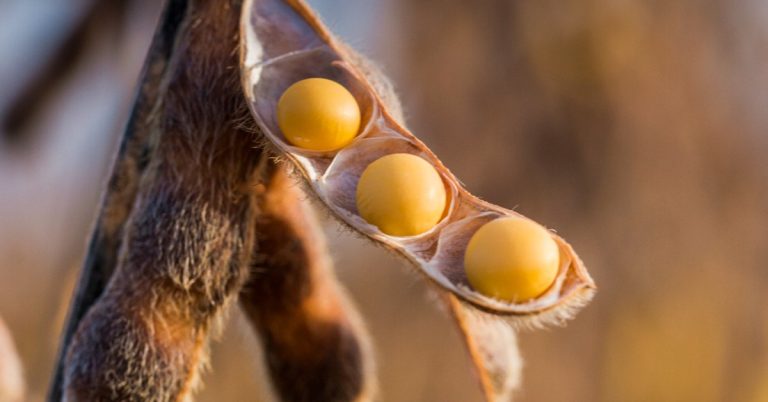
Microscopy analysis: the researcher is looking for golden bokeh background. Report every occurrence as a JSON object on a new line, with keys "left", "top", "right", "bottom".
{"left": 1, "top": 1, "right": 766, "bottom": 401}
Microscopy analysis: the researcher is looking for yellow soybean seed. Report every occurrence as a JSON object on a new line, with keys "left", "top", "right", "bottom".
{"left": 277, "top": 78, "right": 361, "bottom": 151}
{"left": 464, "top": 217, "right": 559, "bottom": 302}
{"left": 356, "top": 153, "right": 447, "bottom": 237}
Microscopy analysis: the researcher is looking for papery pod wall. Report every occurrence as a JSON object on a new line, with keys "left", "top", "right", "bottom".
{"left": 239, "top": 0, "right": 594, "bottom": 400}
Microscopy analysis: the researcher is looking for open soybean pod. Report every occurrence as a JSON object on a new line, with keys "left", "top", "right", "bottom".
{"left": 239, "top": 0, "right": 596, "bottom": 400}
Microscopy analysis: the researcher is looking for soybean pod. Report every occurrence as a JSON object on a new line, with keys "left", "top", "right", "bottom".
{"left": 239, "top": 0, "right": 596, "bottom": 400}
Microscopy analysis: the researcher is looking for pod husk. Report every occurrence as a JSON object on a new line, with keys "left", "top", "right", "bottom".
{"left": 239, "top": 0, "right": 596, "bottom": 399}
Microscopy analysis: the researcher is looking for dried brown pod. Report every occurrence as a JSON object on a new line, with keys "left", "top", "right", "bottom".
{"left": 239, "top": 0, "right": 596, "bottom": 399}
{"left": 49, "top": 1, "right": 379, "bottom": 401}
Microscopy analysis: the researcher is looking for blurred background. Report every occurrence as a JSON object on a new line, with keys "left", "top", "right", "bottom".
{"left": 1, "top": 0, "right": 767, "bottom": 401}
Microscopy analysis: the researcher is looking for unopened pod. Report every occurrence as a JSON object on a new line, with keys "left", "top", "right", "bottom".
{"left": 239, "top": 0, "right": 596, "bottom": 399}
